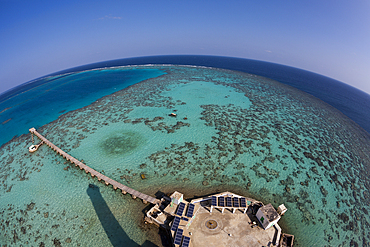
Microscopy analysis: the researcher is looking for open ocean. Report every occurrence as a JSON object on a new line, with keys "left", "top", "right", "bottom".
{"left": 1, "top": 56, "right": 370, "bottom": 246}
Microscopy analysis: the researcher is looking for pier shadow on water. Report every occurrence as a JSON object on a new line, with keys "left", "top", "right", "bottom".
{"left": 87, "top": 184, "right": 158, "bottom": 247}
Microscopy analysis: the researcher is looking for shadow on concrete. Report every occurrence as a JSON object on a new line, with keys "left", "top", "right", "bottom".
{"left": 87, "top": 184, "right": 158, "bottom": 247}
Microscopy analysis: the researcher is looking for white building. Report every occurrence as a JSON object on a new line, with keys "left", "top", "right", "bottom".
{"left": 256, "top": 203, "right": 281, "bottom": 230}
{"left": 170, "top": 191, "right": 184, "bottom": 205}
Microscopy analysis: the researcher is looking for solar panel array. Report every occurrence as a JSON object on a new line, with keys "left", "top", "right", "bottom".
{"left": 176, "top": 202, "right": 186, "bottom": 216}
{"left": 186, "top": 203, "right": 195, "bottom": 218}
{"left": 181, "top": 236, "right": 191, "bottom": 247}
{"left": 240, "top": 197, "right": 247, "bottom": 207}
{"left": 174, "top": 228, "right": 184, "bottom": 245}
{"left": 211, "top": 196, "right": 217, "bottom": 206}
{"left": 212, "top": 196, "right": 250, "bottom": 209}
{"left": 233, "top": 197, "right": 240, "bottom": 207}
{"left": 226, "top": 197, "right": 232, "bottom": 207}
{"left": 171, "top": 216, "right": 181, "bottom": 232}
{"left": 218, "top": 197, "right": 225, "bottom": 207}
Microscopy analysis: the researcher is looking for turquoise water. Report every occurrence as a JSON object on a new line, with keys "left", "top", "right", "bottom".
{"left": 1, "top": 65, "right": 370, "bottom": 246}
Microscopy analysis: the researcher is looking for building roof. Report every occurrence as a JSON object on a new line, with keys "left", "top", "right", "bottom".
{"left": 259, "top": 203, "right": 280, "bottom": 222}
{"left": 171, "top": 191, "right": 184, "bottom": 201}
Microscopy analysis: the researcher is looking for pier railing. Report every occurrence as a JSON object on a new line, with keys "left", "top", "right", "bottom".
{"left": 29, "top": 128, "right": 160, "bottom": 205}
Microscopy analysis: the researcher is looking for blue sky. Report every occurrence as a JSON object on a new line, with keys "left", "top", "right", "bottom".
{"left": 1, "top": 0, "right": 369, "bottom": 95}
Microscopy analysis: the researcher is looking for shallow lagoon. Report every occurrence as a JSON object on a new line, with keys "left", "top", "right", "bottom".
{"left": 1, "top": 65, "right": 370, "bottom": 246}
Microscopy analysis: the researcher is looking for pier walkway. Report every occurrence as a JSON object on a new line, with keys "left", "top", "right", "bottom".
{"left": 29, "top": 128, "right": 160, "bottom": 205}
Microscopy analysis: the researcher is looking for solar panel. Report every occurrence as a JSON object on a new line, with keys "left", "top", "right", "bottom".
{"left": 174, "top": 228, "right": 183, "bottom": 245}
{"left": 171, "top": 216, "right": 181, "bottom": 232}
{"left": 182, "top": 217, "right": 189, "bottom": 221}
{"left": 186, "top": 203, "right": 195, "bottom": 218}
{"left": 233, "top": 197, "right": 240, "bottom": 207}
{"left": 240, "top": 197, "right": 247, "bottom": 207}
{"left": 218, "top": 197, "right": 225, "bottom": 207}
{"left": 176, "top": 202, "right": 186, "bottom": 216}
{"left": 181, "top": 236, "right": 191, "bottom": 247}
{"left": 226, "top": 197, "right": 232, "bottom": 207}
{"left": 211, "top": 196, "right": 217, "bottom": 206}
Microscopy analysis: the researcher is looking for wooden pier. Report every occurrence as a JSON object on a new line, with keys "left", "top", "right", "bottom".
{"left": 29, "top": 128, "right": 160, "bottom": 205}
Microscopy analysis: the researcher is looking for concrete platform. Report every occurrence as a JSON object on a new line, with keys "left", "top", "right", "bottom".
{"left": 152, "top": 191, "right": 284, "bottom": 247}
{"left": 185, "top": 206, "right": 278, "bottom": 247}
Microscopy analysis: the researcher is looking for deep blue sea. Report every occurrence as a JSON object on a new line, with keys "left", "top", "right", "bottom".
{"left": 1, "top": 56, "right": 370, "bottom": 246}
{"left": 0, "top": 67, "right": 165, "bottom": 146}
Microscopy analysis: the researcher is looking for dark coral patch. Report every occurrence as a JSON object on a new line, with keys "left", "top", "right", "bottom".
{"left": 100, "top": 131, "right": 145, "bottom": 155}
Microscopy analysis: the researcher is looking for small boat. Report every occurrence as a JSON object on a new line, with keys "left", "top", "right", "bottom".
{"left": 29, "top": 145, "right": 38, "bottom": 153}
{"left": 28, "top": 141, "right": 44, "bottom": 153}
{"left": 169, "top": 113, "right": 177, "bottom": 117}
